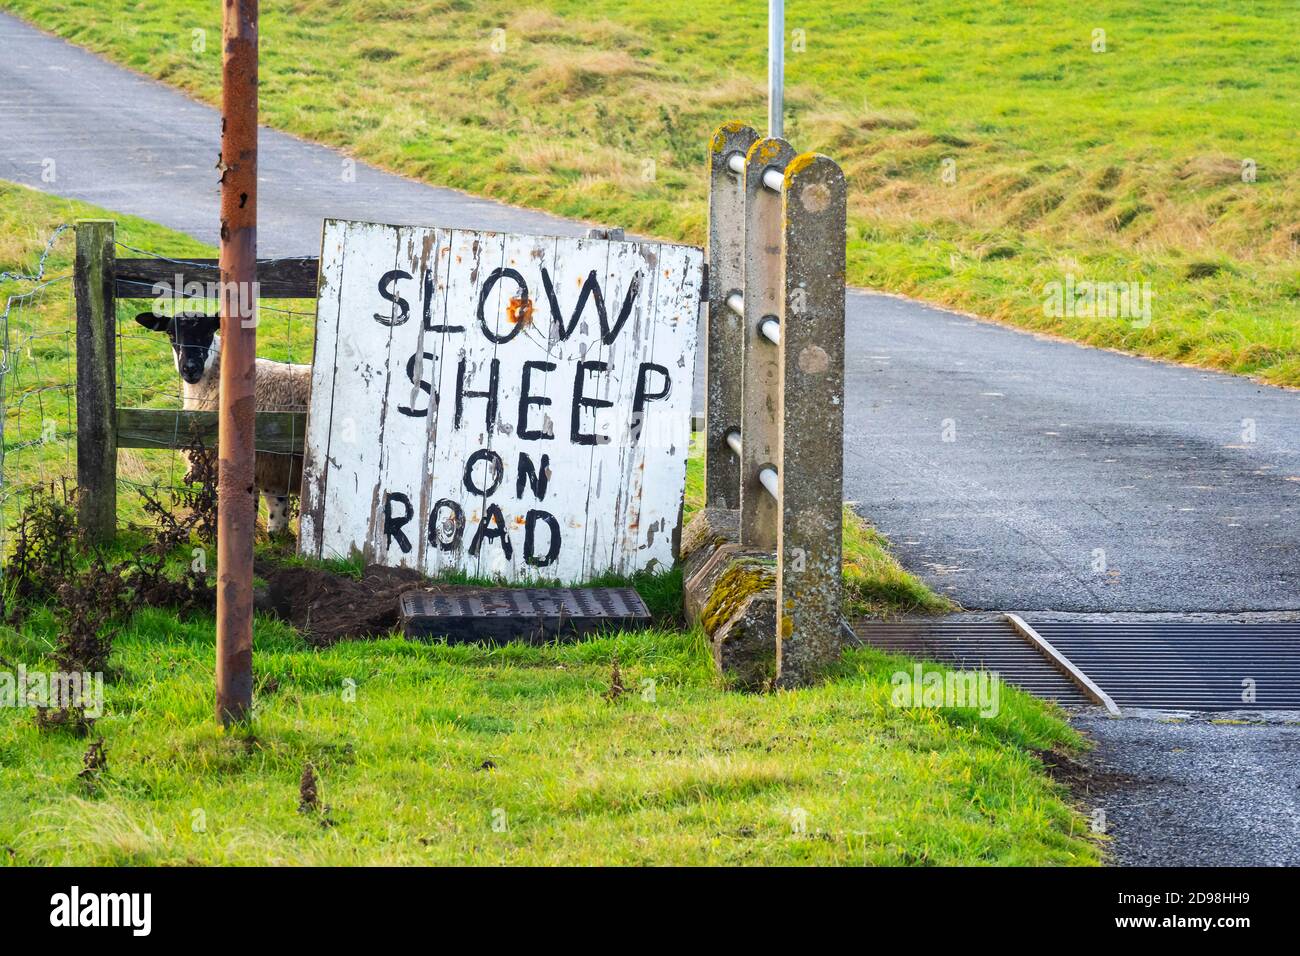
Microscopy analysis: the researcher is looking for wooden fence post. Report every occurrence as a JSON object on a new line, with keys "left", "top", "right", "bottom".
{"left": 706, "top": 122, "right": 758, "bottom": 509}
{"left": 740, "top": 137, "right": 795, "bottom": 548}
{"left": 74, "top": 219, "right": 117, "bottom": 544}
{"left": 775, "top": 155, "right": 847, "bottom": 687}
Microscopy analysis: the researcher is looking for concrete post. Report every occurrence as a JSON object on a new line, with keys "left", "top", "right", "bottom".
{"left": 705, "top": 122, "right": 758, "bottom": 509}
{"left": 775, "top": 154, "right": 847, "bottom": 687}
{"left": 740, "top": 137, "right": 795, "bottom": 549}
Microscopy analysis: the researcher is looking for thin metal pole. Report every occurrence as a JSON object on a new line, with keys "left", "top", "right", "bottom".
{"left": 768, "top": 0, "right": 784, "bottom": 138}
{"left": 216, "top": 0, "right": 258, "bottom": 726}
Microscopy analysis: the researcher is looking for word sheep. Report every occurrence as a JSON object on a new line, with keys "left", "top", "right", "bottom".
{"left": 135, "top": 311, "right": 310, "bottom": 533}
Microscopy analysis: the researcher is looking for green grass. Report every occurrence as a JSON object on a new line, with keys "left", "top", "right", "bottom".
{"left": 4, "top": 0, "right": 1297, "bottom": 382}
{"left": 0, "top": 602, "right": 1098, "bottom": 865}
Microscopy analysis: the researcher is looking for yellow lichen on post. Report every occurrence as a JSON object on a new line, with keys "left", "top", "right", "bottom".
{"left": 700, "top": 559, "right": 775, "bottom": 635}
{"left": 753, "top": 138, "right": 785, "bottom": 165}
{"left": 783, "top": 150, "right": 821, "bottom": 182}
{"left": 711, "top": 120, "right": 749, "bottom": 153}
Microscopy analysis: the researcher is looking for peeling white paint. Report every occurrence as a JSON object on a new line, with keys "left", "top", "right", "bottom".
{"left": 300, "top": 219, "right": 702, "bottom": 582}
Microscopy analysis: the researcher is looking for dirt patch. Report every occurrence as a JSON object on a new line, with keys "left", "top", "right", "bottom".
{"left": 255, "top": 562, "right": 430, "bottom": 646}
{"left": 1032, "top": 748, "right": 1143, "bottom": 794}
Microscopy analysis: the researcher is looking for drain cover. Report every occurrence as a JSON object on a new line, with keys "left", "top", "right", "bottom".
{"left": 848, "top": 619, "right": 1093, "bottom": 706}
{"left": 1029, "top": 621, "right": 1300, "bottom": 711}
{"left": 400, "top": 587, "right": 651, "bottom": 644}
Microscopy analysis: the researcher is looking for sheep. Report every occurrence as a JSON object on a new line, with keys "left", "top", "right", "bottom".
{"left": 135, "top": 310, "right": 311, "bottom": 534}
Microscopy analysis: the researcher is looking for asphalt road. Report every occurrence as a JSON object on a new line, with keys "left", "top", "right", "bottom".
{"left": 3, "top": 11, "right": 1299, "bottom": 615}
{"left": 1073, "top": 712, "right": 1300, "bottom": 866}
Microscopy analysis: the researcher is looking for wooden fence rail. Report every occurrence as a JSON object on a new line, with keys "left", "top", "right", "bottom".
{"left": 113, "top": 257, "right": 319, "bottom": 300}
{"left": 74, "top": 224, "right": 319, "bottom": 543}
{"left": 115, "top": 408, "right": 308, "bottom": 456}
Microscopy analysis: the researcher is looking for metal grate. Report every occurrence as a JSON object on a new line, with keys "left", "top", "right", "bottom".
{"left": 400, "top": 587, "right": 650, "bottom": 644}
{"left": 1029, "top": 621, "right": 1300, "bottom": 711}
{"left": 848, "top": 619, "right": 1093, "bottom": 706}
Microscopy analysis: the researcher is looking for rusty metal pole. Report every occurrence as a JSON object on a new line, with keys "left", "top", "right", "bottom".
{"left": 216, "top": 0, "right": 258, "bottom": 726}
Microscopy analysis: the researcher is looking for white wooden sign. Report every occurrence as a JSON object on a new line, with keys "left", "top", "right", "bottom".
{"left": 299, "top": 220, "right": 702, "bottom": 582}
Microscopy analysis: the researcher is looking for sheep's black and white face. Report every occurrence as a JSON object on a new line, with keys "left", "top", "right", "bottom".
{"left": 135, "top": 311, "right": 221, "bottom": 384}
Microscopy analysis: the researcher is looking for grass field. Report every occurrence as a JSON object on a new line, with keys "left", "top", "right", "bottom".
{"left": 4, "top": 0, "right": 1297, "bottom": 383}
{"left": 0, "top": 184, "right": 1108, "bottom": 866}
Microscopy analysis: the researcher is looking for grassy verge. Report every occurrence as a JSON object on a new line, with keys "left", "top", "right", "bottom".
{"left": 0, "top": 595, "right": 1094, "bottom": 865}
{"left": 4, "top": 0, "right": 1296, "bottom": 383}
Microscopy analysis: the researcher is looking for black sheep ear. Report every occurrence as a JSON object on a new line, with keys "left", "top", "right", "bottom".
{"left": 201, "top": 313, "right": 222, "bottom": 334}
{"left": 134, "top": 311, "right": 172, "bottom": 332}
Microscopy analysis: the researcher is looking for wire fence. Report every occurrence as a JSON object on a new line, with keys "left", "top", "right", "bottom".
{"left": 0, "top": 225, "right": 77, "bottom": 557}
{"left": 0, "top": 224, "right": 318, "bottom": 560}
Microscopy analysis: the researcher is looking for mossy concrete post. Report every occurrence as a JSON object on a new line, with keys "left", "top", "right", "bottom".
{"left": 682, "top": 508, "right": 778, "bottom": 690}
{"left": 74, "top": 218, "right": 117, "bottom": 545}
{"left": 706, "top": 122, "right": 758, "bottom": 509}
{"left": 740, "top": 137, "right": 795, "bottom": 549}
{"left": 776, "top": 155, "right": 847, "bottom": 687}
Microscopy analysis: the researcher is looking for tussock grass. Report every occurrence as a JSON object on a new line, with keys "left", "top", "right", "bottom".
{"left": 6, "top": 0, "right": 1297, "bottom": 381}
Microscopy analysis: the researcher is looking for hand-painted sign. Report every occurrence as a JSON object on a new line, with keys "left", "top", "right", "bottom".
{"left": 299, "top": 220, "right": 702, "bottom": 582}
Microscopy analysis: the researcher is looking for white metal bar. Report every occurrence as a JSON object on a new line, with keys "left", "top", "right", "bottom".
{"left": 726, "top": 291, "right": 744, "bottom": 317}
{"left": 768, "top": 0, "right": 784, "bottom": 138}
{"left": 725, "top": 429, "right": 743, "bottom": 458}
{"left": 1005, "top": 613, "right": 1123, "bottom": 717}
{"left": 758, "top": 316, "right": 780, "bottom": 345}
{"left": 729, "top": 152, "right": 784, "bottom": 192}
{"left": 724, "top": 427, "right": 779, "bottom": 505}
